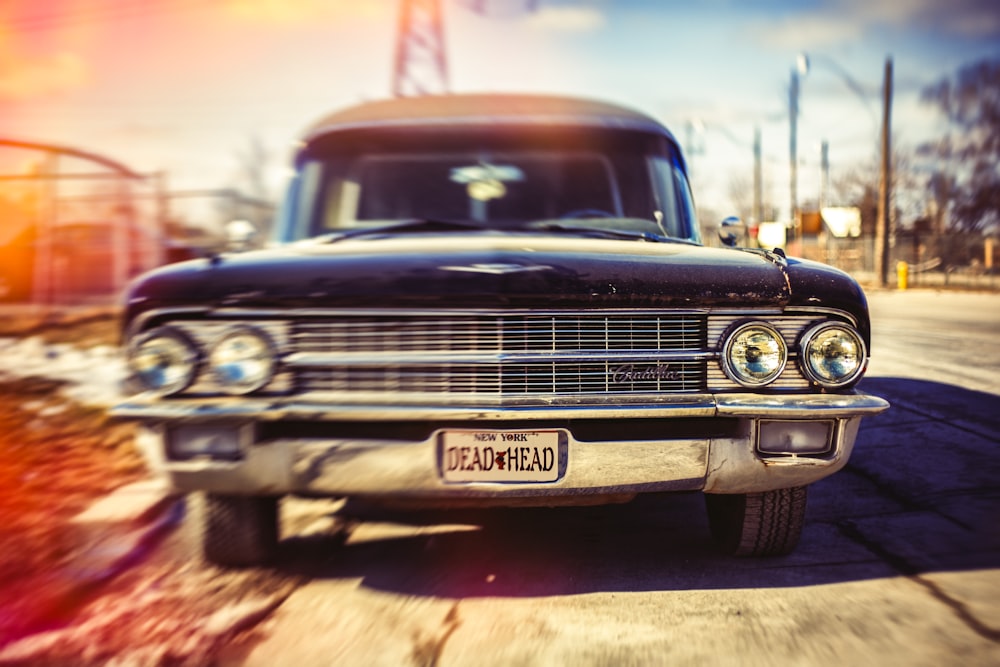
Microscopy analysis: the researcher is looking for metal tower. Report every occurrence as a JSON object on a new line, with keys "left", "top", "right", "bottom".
{"left": 392, "top": 0, "right": 449, "bottom": 97}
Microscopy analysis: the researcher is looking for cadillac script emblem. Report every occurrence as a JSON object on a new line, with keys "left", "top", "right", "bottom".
{"left": 610, "top": 364, "right": 681, "bottom": 384}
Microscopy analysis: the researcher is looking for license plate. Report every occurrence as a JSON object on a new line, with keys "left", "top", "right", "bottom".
{"left": 439, "top": 430, "right": 561, "bottom": 483}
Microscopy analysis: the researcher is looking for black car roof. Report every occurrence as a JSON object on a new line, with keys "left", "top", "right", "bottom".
{"left": 301, "top": 93, "right": 677, "bottom": 144}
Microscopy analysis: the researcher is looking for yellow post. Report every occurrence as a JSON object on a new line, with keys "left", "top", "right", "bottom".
{"left": 896, "top": 261, "right": 908, "bottom": 290}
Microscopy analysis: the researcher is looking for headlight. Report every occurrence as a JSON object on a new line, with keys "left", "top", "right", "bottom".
{"left": 723, "top": 322, "right": 787, "bottom": 387}
{"left": 208, "top": 326, "right": 277, "bottom": 395}
{"left": 800, "top": 322, "right": 866, "bottom": 388}
{"left": 128, "top": 327, "right": 199, "bottom": 396}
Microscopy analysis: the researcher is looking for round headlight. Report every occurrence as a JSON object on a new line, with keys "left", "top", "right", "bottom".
{"left": 723, "top": 322, "right": 787, "bottom": 387}
{"left": 800, "top": 322, "right": 866, "bottom": 388}
{"left": 208, "top": 326, "right": 276, "bottom": 395}
{"left": 128, "top": 327, "right": 199, "bottom": 396}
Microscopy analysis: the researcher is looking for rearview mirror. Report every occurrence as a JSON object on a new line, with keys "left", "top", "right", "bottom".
{"left": 225, "top": 219, "right": 258, "bottom": 252}
{"left": 717, "top": 216, "right": 746, "bottom": 247}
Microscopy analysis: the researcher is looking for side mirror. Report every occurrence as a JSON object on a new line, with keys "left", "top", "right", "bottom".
{"left": 225, "top": 219, "right": 258, "bottom": 252}
{"left": 717, "top": 216, "right": 746, "bottom": 247}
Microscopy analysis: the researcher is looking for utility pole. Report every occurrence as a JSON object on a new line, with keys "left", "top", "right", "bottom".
{"left": 820, "top": 139, "right": 829, "bottom": 210}
{"left": 753, "top": 126, "right": 763, "bottom": 225}
{"left": 789, "top": 66, "right": 800, "bottom": 249}
{"left": 875, "top": 57, "right": 893, "bottom": 286}
{"left": 393, "top": 0, "right": 449, "bottom": 97}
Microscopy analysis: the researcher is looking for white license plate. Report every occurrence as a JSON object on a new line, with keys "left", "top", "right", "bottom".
{"left": 440, "top": 430, "right": 561, "bottom": 483}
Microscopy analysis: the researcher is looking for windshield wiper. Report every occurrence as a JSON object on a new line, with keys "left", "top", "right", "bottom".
{"left": 527, "top": 222, "right": 684, "bottom": 244}
{"left": 314, "top": 218, "right": 488, "bottom": 243}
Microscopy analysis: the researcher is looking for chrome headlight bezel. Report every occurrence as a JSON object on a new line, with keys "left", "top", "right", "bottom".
{"left": 799, "top": 321, "right": 867, "bottom": 389}
{"left": 127, "top": 326, "right": 200, "bottom": 397}
{"left": 722, "top": 321, "right": 788, "bottom": 387}
{"left": 207, "top": 325, "right": 278, "bottom": 395}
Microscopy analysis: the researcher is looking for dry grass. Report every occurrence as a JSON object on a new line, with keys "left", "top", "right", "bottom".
{"left": 0, "top": 377, "right": 146, "bottom": 586}
{"left": 0, "top": 308, "right": 121, "bottom": 347}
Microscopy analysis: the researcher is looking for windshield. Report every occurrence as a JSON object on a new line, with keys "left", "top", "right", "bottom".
{"left": 282, "top": 136, "right": 700, "bottom": 242}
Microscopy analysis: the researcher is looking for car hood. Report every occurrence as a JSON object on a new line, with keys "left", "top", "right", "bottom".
{"left": 126, "top": 233, "right": 794, "bottom": 314}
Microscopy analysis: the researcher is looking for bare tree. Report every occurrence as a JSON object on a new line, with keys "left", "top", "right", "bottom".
{"left": 235, "top": 135, "right": 271, "bottom": 203}
{"left": 220, "top": 135, "right": 278, "bottom": 238}
{"left": 727, "top": 172, "right": 779, "bottom": 224}
{"left": 921, "top": 59, "right": 1000, "bottom": 233}
{"left": 831, "top": 144, "right": 923, "bottom": 235}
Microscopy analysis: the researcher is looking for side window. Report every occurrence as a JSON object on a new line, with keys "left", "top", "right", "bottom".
{"left": 273, "top": 170, "right": 302, "bottom": 243}
{"left": 649, "top": 157, "right": 682, "bottom": 238}
{"left": 648, "top": 149, "right": 701, "bottom": 241}
{"left": 284, "top": 160, "right": 324, "bottom": 240}
{"left": 672, "top": 166, "right": 701, "bottom": 243}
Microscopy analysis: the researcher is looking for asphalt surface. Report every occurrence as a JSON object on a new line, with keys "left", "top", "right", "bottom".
{"left": 231, "top": 289, "right": 1000, "bottom": 665}
{"left": 1, "top": 289, "right": 997, "bottom": 666}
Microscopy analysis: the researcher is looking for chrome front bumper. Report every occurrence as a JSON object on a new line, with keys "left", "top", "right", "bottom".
{"left": 118, "top": 392, "right": 889, "bottom": 499}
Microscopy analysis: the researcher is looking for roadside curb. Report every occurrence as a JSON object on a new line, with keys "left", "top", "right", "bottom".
{"left": 0, "top": 479, "right": 183, "bottom": 652}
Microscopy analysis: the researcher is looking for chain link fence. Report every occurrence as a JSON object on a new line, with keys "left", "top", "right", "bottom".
{"left": 798, "top": 231, "right": 998, "bottom": 289}
{"left": 0, "top": 140, "right": 274, "bottom": 306}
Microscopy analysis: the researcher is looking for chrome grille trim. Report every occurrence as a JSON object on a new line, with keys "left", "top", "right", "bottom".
{"left": 286, "top": 350, "right": 716, "bottom": 366}
{"left": 707, "top": 315, "right": 827, "bottom": 350}
{"left": 296, "top": 360, "right": 707, "bottom": 395}
{"left": 291, "top": 313, "right": 705, "bottom": 354}
{"left": 290, "top": 313, "right": 708, "bottom": 396}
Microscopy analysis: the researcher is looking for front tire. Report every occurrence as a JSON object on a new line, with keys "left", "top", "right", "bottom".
{"left": 203, "top": 494, "right": 279, "bottom": 567}
{"left": 705, "top": 486, "right": 807, "bottom": 557}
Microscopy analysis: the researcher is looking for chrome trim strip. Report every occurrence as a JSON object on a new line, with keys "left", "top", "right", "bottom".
{"left": 715, "top": 393, "right": 888, "bottom": 418}
{"left": 131, "top": 306, "right": 857, "bottom": 327}
{"left": 284, "top": 350, "right": 717, "bottom": 367}
{"left": 129, "top": 306, "right": 831, "bottom": 335}
{"left": 214, "top": 307, "right": 718, "bottom": 318}
{"left": 112, "top": 392, "right": 888, "bottom": 422}
{"left": 131, "top": 306, "right": 210, "bottom": 337}
{"left": 783, "top": 306, "right": 860, "bottom": 328}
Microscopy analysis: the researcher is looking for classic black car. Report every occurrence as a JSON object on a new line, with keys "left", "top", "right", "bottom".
{"left": 113, "top": 94, "right": 889, "bottom": 566}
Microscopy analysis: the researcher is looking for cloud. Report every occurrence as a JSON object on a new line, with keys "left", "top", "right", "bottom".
{"left": 760, "top": 0, "right": 1000, "bottom": 49}
{"left": 0, "top": 47, "right": 87, "bottom": 100}
{"left": 758, "top": 14, "right": 864, "bottom": 50}
{"left": 937, "top": 11, "right": 1000, "bottom": 38}
{"left": 524, "top": 6, "right": 605, "bottom": 33}
{"left": 858, "top": 0, "right": 1000, "bottom": 39}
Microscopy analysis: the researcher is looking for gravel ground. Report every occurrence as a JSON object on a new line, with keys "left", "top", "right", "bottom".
{"left": 0, "top": 310, "right": 307, "bottom": 665}
{"left": 0, "top": 312, "right": 147, "bottom": 646}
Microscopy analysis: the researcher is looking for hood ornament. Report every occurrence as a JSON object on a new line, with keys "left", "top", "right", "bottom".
{"left": 439, "top": 263, "right": 553, "bottom": 275}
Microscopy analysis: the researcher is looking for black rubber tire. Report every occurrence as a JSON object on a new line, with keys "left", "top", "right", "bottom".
{"left": 203, "top": 494, "right": 279, "bottom": 567}
{"left": 704, "top": 486, "right": 807, "bottom": 557}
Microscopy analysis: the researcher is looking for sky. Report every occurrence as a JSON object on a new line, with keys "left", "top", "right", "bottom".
{"left": 2, "top": 0, "right": 999, "bottom": 229}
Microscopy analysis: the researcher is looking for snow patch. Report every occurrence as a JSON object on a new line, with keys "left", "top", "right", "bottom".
{"left": 0, "top": 336, "right": 125, "bottom": 408}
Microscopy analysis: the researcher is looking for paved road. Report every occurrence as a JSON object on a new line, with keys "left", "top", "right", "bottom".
{"left": 866, "top": 289, "right": 1000, "bottom": 395}
{"left": 7, "top": 290, "right": 994, "bottom": 665}
{"left": 223, "top": 290, "right": 999, "bottom": 666}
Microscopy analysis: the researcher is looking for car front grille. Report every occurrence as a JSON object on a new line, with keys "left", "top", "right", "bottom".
{"left": 289, "top": 312, "right": 710, "bottom": 398}
{"left": 162, "top": 310, "right": 826, "bottom": 402}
